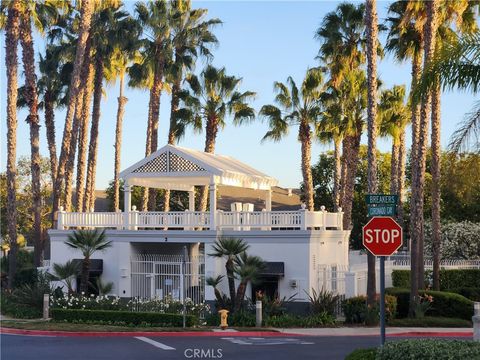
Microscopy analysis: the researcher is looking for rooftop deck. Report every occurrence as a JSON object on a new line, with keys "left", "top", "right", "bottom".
{"left": 57, "top": 207, "right": 344, "bottom": 231}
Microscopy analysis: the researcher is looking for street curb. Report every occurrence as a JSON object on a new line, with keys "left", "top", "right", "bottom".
{"left": 389, "top": 331, "right": 473, "bottom": 337}
{"left": 0, "top": 327, "right": 298, "bottom": 338}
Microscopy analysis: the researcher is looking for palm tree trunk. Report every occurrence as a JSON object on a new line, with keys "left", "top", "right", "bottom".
{"left": 300, "top": 120, "right": 314, "bottom": 211}
{"left": 226, "top": 260, "right": 236, "bottom": 310}
{"left": 431, "top": 83, "right": 441, "bottom": 291}
{"left": 164, "top": 77, "right": 182, "bottom": 213}
{"left": 234, "top": 281, "right": 247, "bottom": 312}
{"left": 5, "top": 0, "right": 21, "bottom": 288}
{"left": 199, "top": 115, "right": 219, "bottom": 212}
{"left": 53, "top": 0, "right": 93, "bottom": 219}
{"left": 80, "top": 257, "right": 90, "bottom": 294}
{"left": 341, "top": 134, "right": 361, "bottom": 231}
{"left": 397, "top": 128, "right": 406, "bottom": 227}
{"left": 147, "top": 66, "right": 163, "bottom": 211}
{"left": 76, "top": 60, "right": 95, "bottom": 211}
{"left": 408, "top": 48, "right": 423, "bottom": 316}
{"left": 390, "top": 140, "right": 399, "bottom": 195}
{"left": 84, "top": 56, "right": 104, "bottom": 212}
{"left": 44, "top": 91, "right": 57, "bottom": 185}
{"left": 366, "top": 0, "right": 379, "bottom": 306}
{"left": 141, "top": 87, "right": 154, "bottom": 211}
{"left": 64, "top": 94, "right": 83, "bottom": 212}
{"left": 410, "top": 0, "right": 439, "bottom": 314}
{"left": 333, "top": 137, "right": 342, "bottom": 212}
{"left": 339, "top": 137, "right": 348, "bottom": 208}
{"left": 19, "top": 12, "right": 42, "bottom": 266}
{"left": 114, "top": 73, "right": 128, "bottom": 211}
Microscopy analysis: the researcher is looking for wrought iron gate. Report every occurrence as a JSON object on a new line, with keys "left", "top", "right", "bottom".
{"left": 131, "top": 254, "right": 205, "bottom": 305}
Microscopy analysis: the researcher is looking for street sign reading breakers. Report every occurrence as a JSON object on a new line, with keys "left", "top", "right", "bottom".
{"left": 362, "top": 216, "right": 403, "bottom": 256}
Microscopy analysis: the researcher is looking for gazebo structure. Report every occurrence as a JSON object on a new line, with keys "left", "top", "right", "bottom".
{"left": 119, "top": 144, "right": 278, "bottom": 230}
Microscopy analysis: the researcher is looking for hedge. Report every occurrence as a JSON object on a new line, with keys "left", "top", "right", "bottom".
{"left": 446, "top": 287, "right": 480, "bottom": 301}
{"left": 376, "top": 339, "right": 480, "bottom": 360}
{"left": 342, "top": 295, "right": 397, "bottom": 324}
{"left": 388, "top": 316, "right": 472, "bottom": 328}
{"left": 385, "top": 287, "right": 474, "bottom": 320}
{"left": 392, "top": 269, "right": 480, "bottom": 289}
{"left": 51, "top": 309, "right": 196, "bottom": 327}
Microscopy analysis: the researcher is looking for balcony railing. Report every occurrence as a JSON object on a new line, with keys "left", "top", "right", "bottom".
{"left": 57, "top": 206, "right": 344, "bottom": 231}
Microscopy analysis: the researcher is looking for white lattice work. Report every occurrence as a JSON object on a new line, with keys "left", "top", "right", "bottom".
{"left": 169, "top": 152, "right": 205, "bottom": 172}
{"left": 133, "top": 152, "right": 167, "bottom": 173}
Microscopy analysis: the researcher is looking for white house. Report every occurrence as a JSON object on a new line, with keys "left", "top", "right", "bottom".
{"left": 48, "top": 145, "right": 350, "bottom": 308}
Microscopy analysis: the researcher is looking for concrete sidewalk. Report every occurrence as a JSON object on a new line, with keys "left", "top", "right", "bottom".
{"left": 275, "top": 327, "right": 473, "bottom": 337}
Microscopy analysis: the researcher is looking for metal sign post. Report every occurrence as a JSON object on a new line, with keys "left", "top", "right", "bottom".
{"left": 182, "top": 245, "right": 188, "bottom": 328}
{"left": 379, "top": 256, "right": 386, "bottom": 345}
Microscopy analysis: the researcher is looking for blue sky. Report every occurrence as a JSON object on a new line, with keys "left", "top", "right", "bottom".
{"left": 1, "top": 1, "right": 476, "bottom": 190}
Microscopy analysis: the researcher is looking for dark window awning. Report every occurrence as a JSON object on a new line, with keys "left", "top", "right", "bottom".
{"left": 73, "top": 259, "right": 103, "bottom": 276}
{"left": 260, "top": 262, "right": 284, "bottom": 277}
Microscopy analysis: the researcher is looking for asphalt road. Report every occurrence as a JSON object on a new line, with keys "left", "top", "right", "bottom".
{"left": 1, "top": 333, "right": 383, "bottom": 360}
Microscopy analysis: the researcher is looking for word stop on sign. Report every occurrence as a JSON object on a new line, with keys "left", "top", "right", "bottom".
{"left": 364, "top": 228, "right": 401, "bottom": 244}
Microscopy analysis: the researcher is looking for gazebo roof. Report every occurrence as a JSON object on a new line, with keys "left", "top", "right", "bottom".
{"left": 119, "top": 144, "right": 278, "bottom": 191}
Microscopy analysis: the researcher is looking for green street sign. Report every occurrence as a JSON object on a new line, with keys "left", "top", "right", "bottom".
{"left": 368, "top": 205, "right": 396, "bottom": 217}
{"left": 365, "top": 194, "right": 398, "bottom": 205}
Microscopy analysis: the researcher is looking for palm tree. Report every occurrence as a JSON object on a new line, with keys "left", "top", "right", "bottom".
{"left": 206, "top": 275, "right": 226, "bottom": 306}
{"left": 64, "top": 229, "right": 111, "bottom": 294}
{"left": 260, "top": 68, "right": 323, "bottom": 211}
{"left": 133, "top": 0, "right": 171, "bottom": 211}
{"left": 365, "top": 0, "right": 380, "bottom": 307}
{"left": 233, "top": 252, "right": 265, "bottom": 312}
{"left": 52, "top": 0, "right": 94, "bottom": 220}
{"left": 4, "top": 0, "right": 21, "bottom": 289}
{"left": 181, "top": 65, "right": 255, "bottom": 211}
{"left": 164, "top": 0, "right": 220, "bottom": 212}
{"left": 208, "top": 237, "right": 249, "bottom": 310}
{"left": 50, "top": 260, "right": 80, "bottom": 294}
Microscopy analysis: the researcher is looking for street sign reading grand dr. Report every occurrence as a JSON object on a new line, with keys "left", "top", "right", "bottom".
{"left": 362, "top": 216, "right": 403, "bottom": 256}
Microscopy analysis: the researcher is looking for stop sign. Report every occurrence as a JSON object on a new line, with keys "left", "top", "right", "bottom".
{"left": 362, "top": 216, "right": 403, "bottom": 256}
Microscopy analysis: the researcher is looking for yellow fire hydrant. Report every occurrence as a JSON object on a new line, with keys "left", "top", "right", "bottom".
{"left": 218, "top": 309, "right": 229, "bottom": 330}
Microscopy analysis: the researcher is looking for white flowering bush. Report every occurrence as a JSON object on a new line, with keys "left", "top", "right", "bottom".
{"left": 50, "top": 293, "right": 210, "bottom": 317}
{"left": 424, "top": 221, "right": 480, "bottom": 260}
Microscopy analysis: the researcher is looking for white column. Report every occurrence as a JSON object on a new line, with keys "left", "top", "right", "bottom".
{"left": 123, "top": 182, "right": 132, "bottom": 230}
{"left": 345, "top": 272, "right": 357, "bottom": 299}
{"left": 209, "top": 183, "right": 217, "bottom": 230}
{"left": 265, "top": 189, "right": 272, "bottom": 212}
{"left": 188, "top": 190, "right": 195, "bottom": 211}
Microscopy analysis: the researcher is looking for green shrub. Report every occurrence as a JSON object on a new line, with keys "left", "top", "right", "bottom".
{"left": 388, "top": 316, "right": 472, "bottom": 328}
{"left": 305, "top": 288, "right": 340, "bottom": 317}
{"left": 345, "top": 348, "right": 376, "bottom": 360}
{"left": 391, "top": 269, "right": 480, "bottom": 290}
{"left": 385, "top": 287, "right": 474, "bottom": 320}
{"left": 0, "top": 249, "right": 34, "bottom": 273}
{"left": 446, "top": 287, "right": 480, "bottom": 301}
{"left": 376, "top": 339, "right": 480, "bottom": 360}
{"left": 1, "top": 291, "right": 42, "bottom": 318}
{"left": 342, "top": 295, "right": 397, "bottom": 324}
{"left": 51, "top": 309, "right": 196, "bottom": 327}
{"left": 261, "top": 295, "right": 294, "bottom": 317}
{"left": 263, "top": 312, "right": 335, "bottom": 328}
{"left": 204, "top": 310, "right": 256, "bottom": 327}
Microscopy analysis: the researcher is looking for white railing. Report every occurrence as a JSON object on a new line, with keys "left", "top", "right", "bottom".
{"left": 392, "top": 258, "right": 480, "bottom": 269}
{"left": 57, "top": 207, "right": 344, "bottom": 231}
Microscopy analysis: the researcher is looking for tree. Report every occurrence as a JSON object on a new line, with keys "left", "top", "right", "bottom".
{"left": 181, "top": 65, "right": 255, "bottom": 211}
{"left": 208, "top": 237, "right": 249, "bottom": 311}
{"left": 206, "top": 275, "right": 226, "bottom": 307}
{"left": 233, "top": 252, "right": 265, "bottom": 312}
{"left": 133, "top": 0, "right": 171, "bottom": 211}
{"left": 64, "top": 229, "right": 111, "bottom": 294}
{"left": 260, "top": 68, "right": 323, "bottom": 211}
{"left": 4, "top": 0, "right": 21, "bottom": 288}
{"left": 52, "top": 0, "right": 94, "bottom": 221}
{"left": 50, "top": 260, "right": 80, "bottom": 294}
{"left": 164, "top": 0, "right": 220, "bottom": 212}
{"left": 365, "top": 0, "right": 380, "bottom": 306}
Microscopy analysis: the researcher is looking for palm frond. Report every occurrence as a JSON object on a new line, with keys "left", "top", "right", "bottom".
{"left": 449, "top": 100, "right": 480, "bottom": 153}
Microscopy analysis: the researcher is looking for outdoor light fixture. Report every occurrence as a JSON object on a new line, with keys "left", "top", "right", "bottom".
{"left": 120, "top": 268, "right": 128, "bottom": 278}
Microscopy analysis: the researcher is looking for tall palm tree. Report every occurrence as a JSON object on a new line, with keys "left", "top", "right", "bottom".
{"left": 208, "top": 237, "right": 249, "bottom": 311}
{"left": 64, "top": 229, "right": 111, "bottom": 294}
{"left": 206, "top": 275, "right": 226, "bottom": 306}
{"left": 181, "top": 65, "right": 255, "bottom": 212}
{"left": 131, "top": 0, "right": 172, "bottom": 211}
{"left": 52, "top": 0, "right": 94, "bottom": 220}
{"left": 365, "top": 0, "right": 380, "bottom": 306}
{"left": 233, "top": 252, "right": 265, "bottom": 312}
{"left": 164, "top": 0, "right": 220, "bottom": 212}
{"left": 4, "top": 0, "right": 21, "bottom": 289}
{"left": 83, "top": 5, "right": 136, "bottom": 212}
{"left": 260, "top": 68, "right": 323, "bottom": 211}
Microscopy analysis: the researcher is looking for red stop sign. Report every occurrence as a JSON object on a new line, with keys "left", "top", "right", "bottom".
{"left": 363, "top": 216, "right": 403, "bottom": 256}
